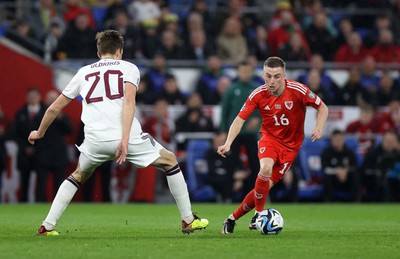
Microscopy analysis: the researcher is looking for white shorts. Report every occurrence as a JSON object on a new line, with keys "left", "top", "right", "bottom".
{"left": 76, "top": 132, "right": 164, "bottom": 173}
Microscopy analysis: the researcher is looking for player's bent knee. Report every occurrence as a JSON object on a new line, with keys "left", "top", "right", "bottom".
{"left": 71, "top": 167, "right": 94, "bottom": 184}
{"left": 155, "top": 149, "right": 178, "bottom": 169}
{"left": 259, "top": 166, "right": 272, "bottom": 177}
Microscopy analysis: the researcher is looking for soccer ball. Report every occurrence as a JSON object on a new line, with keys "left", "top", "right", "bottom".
{"left": 255, "top": 208, "right": 284, "bottom": 235}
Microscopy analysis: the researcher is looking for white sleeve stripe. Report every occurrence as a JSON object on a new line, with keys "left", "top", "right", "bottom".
{"left": 316, "top": 96, "right": 321, "bottom": 105}
{"left": 287, "top": 85, "right": 306, "bottom": 95}
{"left": 287, "top": 81, "right": 307, "bottom": 92}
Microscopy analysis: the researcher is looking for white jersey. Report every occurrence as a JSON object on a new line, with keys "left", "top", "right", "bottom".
{"left": 62, "top": 58, "right": 142, "bottom": 143}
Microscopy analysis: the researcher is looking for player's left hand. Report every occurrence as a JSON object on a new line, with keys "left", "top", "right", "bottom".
{"left": 311, "top": 128, "right": 323, "bottom": 142}
{"left": 28, "top": 130, "right": 43, "bottom": 145}
{"left": 115, "top": 141, "right": 128, "bottom": 165}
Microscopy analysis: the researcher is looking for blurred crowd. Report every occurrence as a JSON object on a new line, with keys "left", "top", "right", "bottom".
{"left": 1, "top": 0, "right": 400, "bottom": 203}
{"left": 1, "top": 0, "right": 400, "bottom": 63}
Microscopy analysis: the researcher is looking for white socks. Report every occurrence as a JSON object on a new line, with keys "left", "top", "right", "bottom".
{"left": 165, "top": 165, "right": 193, "bottom": 223}
{"left": 42, "top": 176, "right": 79, "bottom": 230}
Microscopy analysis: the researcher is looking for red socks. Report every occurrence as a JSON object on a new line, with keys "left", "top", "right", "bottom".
{"left": 254, "top": 173, "right": 270, "bottom": 212}
{"left": 232, "top": 173, "right": 270, "bottom": 220}
{"left": 233, "top": 190, "right": 255, "bottom": 220}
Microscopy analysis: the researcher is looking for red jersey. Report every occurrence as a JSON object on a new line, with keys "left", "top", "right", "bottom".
{"left": 238, "top": 79, "right": 322, "bottom": 149}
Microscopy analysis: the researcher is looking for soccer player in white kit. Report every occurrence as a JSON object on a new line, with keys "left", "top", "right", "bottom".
{"left": 28, "top": 30, "right": 209, "bottom": 235}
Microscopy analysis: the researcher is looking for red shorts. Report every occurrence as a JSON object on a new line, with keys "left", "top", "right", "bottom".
{"left": 257, "top": 139, "right": 300, "bottom": 183}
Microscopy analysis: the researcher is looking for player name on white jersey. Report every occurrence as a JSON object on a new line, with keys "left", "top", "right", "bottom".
{"left": 91, "top": 61, "right": 121, "bottom": 68}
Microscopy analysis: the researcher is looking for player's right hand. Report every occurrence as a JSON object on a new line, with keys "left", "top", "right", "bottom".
{"left": 28, "top": 130, "right": 43, "bottom": 145}
{"left": 115, "top": 141, "right": 128, "bottom": 165}
{"left": 217, "top": 144, "right": 230, "bottom": 158}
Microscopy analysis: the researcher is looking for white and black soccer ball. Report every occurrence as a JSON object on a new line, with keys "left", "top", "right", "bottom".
{"left": 255, "top": 208, "right": 284, "bottom": 235}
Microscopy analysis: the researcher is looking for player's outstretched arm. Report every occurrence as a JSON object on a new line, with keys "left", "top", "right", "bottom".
{"left": 311, "top": 101, "right": 329, "bottom": 142}
{"left": 116, "top": 82, "right": 136, "bottom": 165}
{"left": 28, "top": 94, "right": 72, "bottom": 144}
{"left": 217, "top": 116, "right": 245, "bottom": 158}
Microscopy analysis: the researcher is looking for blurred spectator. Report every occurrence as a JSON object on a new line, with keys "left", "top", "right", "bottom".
{"left": 29, "top": 0, "right": 62, "bottom": 41}
{"left": 103, "top": 0, "right": 127, "bottom": 27}
{"left": 138, "top": 19, "right": 159, "bottom": 59}
{"left": 175, "top": 93, "right": 214, "bottom": 133}
{"left": 44, "top": 18, "right": 65, "bottom": 62}
{"left": 301, "top": 0, "right": 338, "bottom": 37}
{"left": 128, "top": 0, "right": 161, "bottom": 25}
{"left": 57, "top": 12, "right": 97, "bottom": 59}
{"left": 336, "top": 68, "right": 372, "bottom": 106}
{"left": 278, "top": 32, "right": 309, "bottom": 61}
{"left": 63, "top": 0, "right": 96, "bottom": 29}
{"left": 159, "top": 10, "right": 180, "bottom": 36}
{"left": 107, "top": 10, "right": 140, "bottom": 59}
{"left": 155, "top": 74, "right": 186, "bottom": 105}
{"left": 157, "top": 29, "right": 185, "bottom": 60}
{"left": 183, "top": 30, "right": 215, "bottom": 61}
{"left": 182, "top": 12, "right": 205, "bottom": 44}
{"left": 195, "top": 55, "right": 227, "bottom": 105}
{"left": 345, "top": 104, "right": 380, "bottom": 156}
{"left": 391, "top": 0, "right": 400, "bottom": 42}
{"left": 135, "top": 79, "right": 154, "bottom": 105}
{"left": 249, "top": 25, "right": 270, "bottom": 61}
{"left": 376, "top": 72, "right": 400, "bottom": 107}
{"left": 219, "top": 61, "right": 261, "bottom": 199}
{"left": 188, "top": 0, "right": 217, "bottom": 38}
{"left": 268, "top": 9, "right": 308, "bottom": 56}
{"left": 379, "top": 100, "right": 400, "bottom": 134}
{"left": 215, "top": 0, "right": 245, "bottom": 30}
{"left": 368, "top": 29, "right": 400, "bottom": 63}
{"left": 5, "top": 19, "right": 43, "bottom": 56}
{"left": 216, "top": 17, "right": 248, "bottom": 65}
{"left": 359, "top": 56, "right": 380, "bottom": 92}
{"left": 141, "top": 53, "right": 173, "bottom": 97}
{"left": 297, "top": 54, "right": 339, "bottom": 102}
{"left": 364, "top": 15, "right": 393, "bottom": 49}
{"left": 34, "top": 90, "right": 72, "bottom": 202}
{"left": 321, "top": 129, "right": 359, "bottom": 202}
{"left": 142, "top": 98, "right": 174, "bottom": 148}
{"left": 269, "top": 167, "right": 298, "bottom": 203}
{"left": 267, "top": 0, "right": 296, "bottom": 31}
{"left": 335, "top": 18, "right": 353, "bottom": 50}
{"left": 304, "top": 11, "right": 336, "bottom": 60}
{"left": 206, "top": 133, "right": 237, "bottom": 203}
{"left": 0, "top": 104, "right": 8, "bottom": 181}
{"left": 360, "top": 130, "right": 400, "bottom": 202}
{"left": 350, "top": 1, "right": 392, "bottom": 29}
{"left": 12, "top": 88, "right": 46, "bottom": 202}
{"left": 306, "top": 69, "right": 333, "bottom": 105}
{"left": 334, "top": 31, "right": 369, "bottom": 63}
{"left": 244, "top": 55, "right": 265, "bottom": 86}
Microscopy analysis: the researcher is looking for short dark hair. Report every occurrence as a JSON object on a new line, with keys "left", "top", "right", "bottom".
{"left": 264, "top": 56, "right": 286, "bottom": 71}
{"left": 331, "top": 129, "right": 344, "bottom": 136}
{"left": 237, "top": 60, "right": 251, "bottom": 69}
{"left": 95, "top": 30, "right": 124, "bottom": 55}
{"left": 27, "top": 87, "right": 40, "bottom": 94}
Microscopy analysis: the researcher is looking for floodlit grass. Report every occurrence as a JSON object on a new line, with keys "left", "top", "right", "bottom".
{"left": 0, "top": 203, "right": 399, "bottom": 259}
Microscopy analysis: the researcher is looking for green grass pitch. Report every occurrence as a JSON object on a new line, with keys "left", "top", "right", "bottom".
{"left": 0, "top": 203, "right": 399, "bottom": 259}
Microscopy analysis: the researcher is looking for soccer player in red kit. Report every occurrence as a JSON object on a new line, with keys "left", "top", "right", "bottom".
{"left": 219, "top": 56, "right": 329, "bottom": 234}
